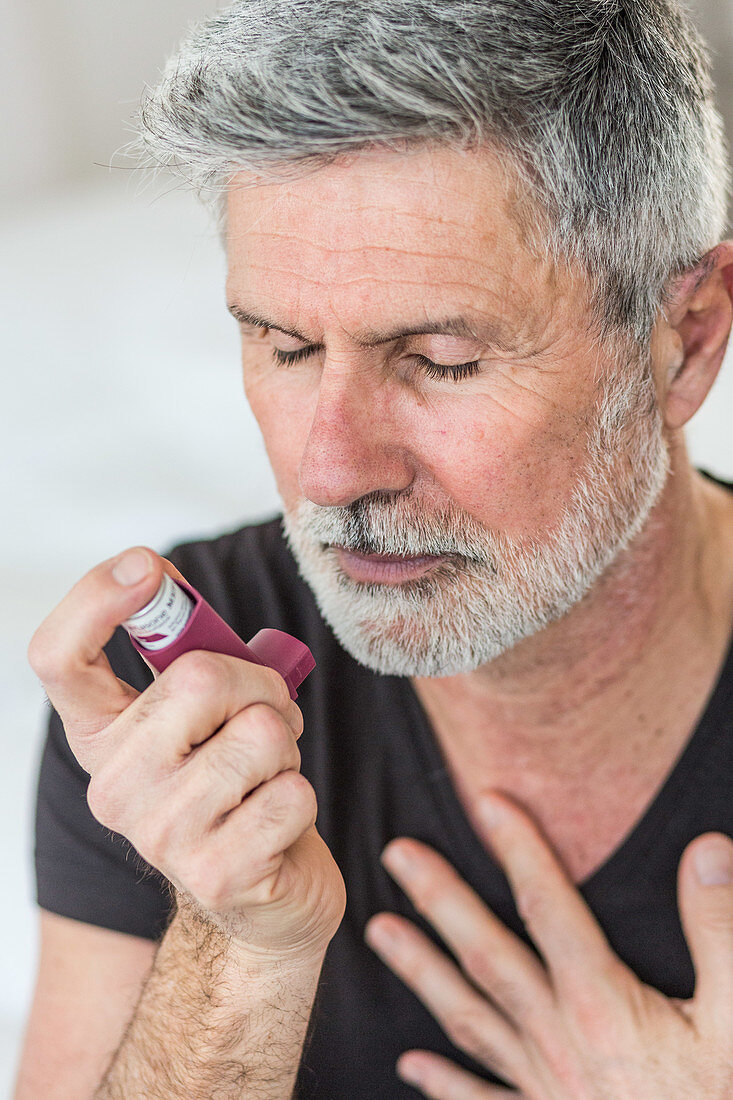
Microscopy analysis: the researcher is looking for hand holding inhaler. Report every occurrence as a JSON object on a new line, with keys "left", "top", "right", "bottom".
{"left": 122, "top": 568, "right": 315, "bottom": 694}
{"left": 28, "top": 547, "right": 347, "bottom": 959}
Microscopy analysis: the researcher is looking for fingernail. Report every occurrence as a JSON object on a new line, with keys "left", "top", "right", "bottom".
{"left": 695, "top": 838, "right": 733, "bottom": 886}
{"left": 112, "top": 550, "right": 152, "bottom": 587}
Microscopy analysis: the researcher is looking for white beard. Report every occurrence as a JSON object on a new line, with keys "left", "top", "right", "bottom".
{"left": 281, "top": 356, "right": 671, "bottom": 677}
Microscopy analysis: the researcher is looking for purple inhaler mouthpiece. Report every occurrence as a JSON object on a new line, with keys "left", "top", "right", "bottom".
{"left": 122, "top": 575, "right": 315, "bottom": 700}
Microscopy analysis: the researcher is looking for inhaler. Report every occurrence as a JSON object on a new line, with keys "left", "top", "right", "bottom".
{"left": 121, "top": 572, "right": 315, "bottom": 700}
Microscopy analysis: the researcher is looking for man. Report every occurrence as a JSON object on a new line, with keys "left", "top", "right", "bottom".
{"left": 15, "top": 1, "right": 733, "bottom": 1097}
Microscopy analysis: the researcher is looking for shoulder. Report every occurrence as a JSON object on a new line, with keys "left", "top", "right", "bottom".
{"left": 698, "top": 467, "right": 733, "bottom": 562}
{"left": 697, "top": 467, "right": 733, "bottom": 508}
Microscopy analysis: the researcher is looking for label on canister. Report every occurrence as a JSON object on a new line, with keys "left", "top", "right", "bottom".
{"left": 122, "top": 572, "right": 194, "bottom": 651}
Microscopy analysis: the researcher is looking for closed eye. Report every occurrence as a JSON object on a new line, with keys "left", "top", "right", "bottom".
{"left": 271, "top": 346, "right": 317, "bottom": 367}
{"left": 411, "top": 353, "right": 481, "bottom": 381}
{"left": 271, "top": 346, "right": 481, "bottom": 381}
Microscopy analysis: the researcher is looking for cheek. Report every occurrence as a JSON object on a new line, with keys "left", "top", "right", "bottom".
{"left": 245, "top": 359, "right": 596, "bottom": 537}
{"left": 414, "top": 392, "right": 593, "bottom": 537}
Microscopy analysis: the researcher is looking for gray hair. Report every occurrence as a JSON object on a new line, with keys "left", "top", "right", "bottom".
{"left": 132, "top": 0, "right": 730, "bottom": 343}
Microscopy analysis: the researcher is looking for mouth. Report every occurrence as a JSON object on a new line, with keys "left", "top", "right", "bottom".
{"left": 331, "top": 545, "right": 444, "bottom": 584}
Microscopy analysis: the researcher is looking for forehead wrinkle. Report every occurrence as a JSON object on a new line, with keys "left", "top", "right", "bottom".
{"left": 232, "top": 240, "right": 560, "bottom": 357}
{"left": 329, "top": 273, "right": 539, "bottom": 331}
{"left": 232, "top": 257, "right": 548, "bottom": 350}
{"left": 240, "top": 254, "right": 526, "bottom": 299}
{"left": 239, "top": 227, "right": 488, "bottom": 264}
{"left": 235, "top": 192, "right": 506, "bottom": 257}
{"left": 228, "top": 145, "right": 547, "bottom": 272}
{"left": 282, "top": 193, "right": 490, "bottom": 233}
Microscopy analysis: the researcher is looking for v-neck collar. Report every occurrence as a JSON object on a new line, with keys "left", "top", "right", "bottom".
{"left": 397, "top": 467, "right": 733, "bottom": 901}
{"left": 400, "top": 621, "right": 733, "bottom": 899}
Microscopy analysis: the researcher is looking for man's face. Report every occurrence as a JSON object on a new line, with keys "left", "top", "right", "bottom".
{"left": 226, "top": 145, "right": 670, "bottom": 676}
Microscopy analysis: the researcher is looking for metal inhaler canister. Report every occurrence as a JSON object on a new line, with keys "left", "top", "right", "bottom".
{"left": 122, "top": 572, "right": 315, "bottom": 701}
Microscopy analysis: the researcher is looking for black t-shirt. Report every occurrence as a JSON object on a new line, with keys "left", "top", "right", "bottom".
{"left": 34, "top": 469, "right": 733, "bottom": 1098}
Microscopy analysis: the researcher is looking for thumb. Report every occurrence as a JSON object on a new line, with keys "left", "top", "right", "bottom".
{"left": 677, "top": 832, "right": 733, "bottom": 1033}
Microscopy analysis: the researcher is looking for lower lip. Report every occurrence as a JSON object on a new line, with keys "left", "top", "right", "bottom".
{"left": 334, "top": 547, "right": 443, "bottom": 584}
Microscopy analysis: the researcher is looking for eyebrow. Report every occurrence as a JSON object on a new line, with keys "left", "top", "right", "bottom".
{"left": 226, "top": 301, "right": 522, "bottom": 352}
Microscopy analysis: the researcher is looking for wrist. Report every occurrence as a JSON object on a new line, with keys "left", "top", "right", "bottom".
{"left": 173, "top": 889, "right": 330, "bottom": 976}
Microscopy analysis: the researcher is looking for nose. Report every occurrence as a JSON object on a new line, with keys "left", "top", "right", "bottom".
{"left": 298, "top": 359, "right": 414, "bottom": 507}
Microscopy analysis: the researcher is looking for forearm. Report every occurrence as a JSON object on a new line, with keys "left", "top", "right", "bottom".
{"left": 95, "top": 897, "right": 324, "bottom": 1100}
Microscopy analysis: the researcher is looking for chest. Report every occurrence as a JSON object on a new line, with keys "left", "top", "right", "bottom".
{"left": 455, "top": 772, "right": 662, "bottom": 884}
{"left": 413, "top": 661, "right": 728, "bottom": 887}
{"left": 437, "top": 731, "right": 694, "bottom": 886}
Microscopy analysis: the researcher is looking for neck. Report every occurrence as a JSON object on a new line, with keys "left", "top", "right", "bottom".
{"left": 411, "top": 444, "right": 733, "bottom": 778}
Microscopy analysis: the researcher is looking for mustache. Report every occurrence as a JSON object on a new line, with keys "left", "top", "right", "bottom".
{"left": 293, "top": 490, "right": 495, "bottom": 564}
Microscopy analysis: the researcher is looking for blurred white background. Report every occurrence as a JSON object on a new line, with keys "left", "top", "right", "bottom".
{"left": 1, "top": 0, "right": 732, "bottom": 1093}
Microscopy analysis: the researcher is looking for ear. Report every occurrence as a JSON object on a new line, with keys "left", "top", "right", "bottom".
{"left": 657, "top": 243, "right": 733, "bottom": 431}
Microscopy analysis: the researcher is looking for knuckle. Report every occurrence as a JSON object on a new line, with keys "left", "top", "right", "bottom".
{"left": 26, "top": 629, "right": 46, "bottom": 676}
{"left": 514, "top": 885, "right": 549, "bottom": 929}
{"left": 454, "top": 1030, "right": 511, "bottom": 1077}
{"left": 280, "top": 770, "right": 317, "bottom": 816}
{"left": 165, "top": 649, "right": 227, "bottom": 695}
{"left": 256, "top": 783, "right": 291, "bottom": 830}
{"left": 258, "top": 771, "right": 316, "bottom": 830}
{"left": 125, "top": 680, "right": 170, "bottom": 728}
{"left": 459, "top": 944, "right": 493, "bottom": 985}
{"left": 461, "top": 951, "right": 525, "bottom": 1015}
{"left": 445, "top": 1010, "right": 486, "bottom": 1056}
{"left": 570, "top": 992, "right": 610, "bottom": 1037}
{"left": 244, "top": 704, "right": 293, "bottom": 754}
{"left": 562, "top": 977, "right": 624, "bottom": 1053}
{"left": 538, "top": 1041, "right": 584, "bottom": 1091}
{"left": 207, "top": 708, "right": 299, "bottom": 784}
{"left": 88, "top": 769, "right": 176, "bottom": 871}
{"left": 560, "top": 953, "right": 625, "bottom": 1015}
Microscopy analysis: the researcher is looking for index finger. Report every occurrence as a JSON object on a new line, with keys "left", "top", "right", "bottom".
{"left": 476, "top": 794, "right": 625, "bottom": 992}
{"left": 27, "top": 547, "right": 167, "bottom": 738}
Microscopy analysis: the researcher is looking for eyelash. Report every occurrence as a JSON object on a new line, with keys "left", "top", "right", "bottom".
{"left": 270, "top": 346, "right": 481, "bottom": 381}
